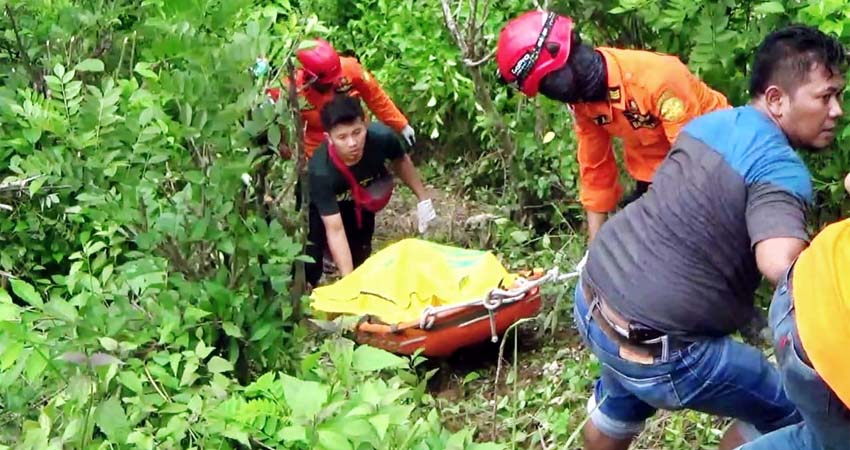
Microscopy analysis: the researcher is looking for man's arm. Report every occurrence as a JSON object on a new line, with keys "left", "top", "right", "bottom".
{"left": 321, "top": 213, "right": 354, "bottom": 276}
{"left": 573, "top": 109, "right": 619, "bottom": 240}
{"left": 746, "top": 173, "right": 812, "bottom": 285}
{"left": 754, "top": 237, "right": 808, "bottom": 284}
{"left": 587, "top": 211, "right": 607, "bottom": 242}
{"left": 390, "top": 155, "right": 428, "bottom": 201}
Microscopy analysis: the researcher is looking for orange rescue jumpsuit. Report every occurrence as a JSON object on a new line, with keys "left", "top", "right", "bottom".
{"left": 570, "top": 47, "right": 730, "bottom": 212}
{"left": 270, "top": 56, "right": 409, "bottom": 159}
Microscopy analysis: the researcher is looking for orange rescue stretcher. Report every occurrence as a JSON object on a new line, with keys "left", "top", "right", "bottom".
{"left": 309, "top": 239, "right": 578, "bottom": 358}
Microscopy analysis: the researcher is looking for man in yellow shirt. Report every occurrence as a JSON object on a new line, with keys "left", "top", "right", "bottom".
{"left": 739, "top": 210, "right": 850, "bottom": 450}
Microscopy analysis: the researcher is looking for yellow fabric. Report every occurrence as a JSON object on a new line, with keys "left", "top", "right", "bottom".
{"left": 793, "top": 218, "right": 850, "bottom": 408}
{"left": 309, "top": 239, "right": 517, "bottom": 324}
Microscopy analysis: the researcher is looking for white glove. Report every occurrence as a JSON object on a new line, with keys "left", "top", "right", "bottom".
{"left": 416, "top": 198, "right": 436, "bottom": 233}
{"left": 401, "top": 125, "right": 416, "bottom": 147}
{"left": 844, "top": 172, "right": 850, "bottom": 195}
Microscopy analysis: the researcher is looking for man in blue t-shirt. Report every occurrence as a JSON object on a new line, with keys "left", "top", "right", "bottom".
{"left": 572, "top": 26, "right": 846, "bottom": 450}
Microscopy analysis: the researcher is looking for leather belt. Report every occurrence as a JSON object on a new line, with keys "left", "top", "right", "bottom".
{"left": 582, "top": 279, "right": 681, "bottom": 360}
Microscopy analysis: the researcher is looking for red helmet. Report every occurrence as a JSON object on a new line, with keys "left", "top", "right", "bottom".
{"left": 296, "top": 38, "right": 342, "bottom": 85}
{"left": 496, "top": 11, "right": 574, "bottom": 97}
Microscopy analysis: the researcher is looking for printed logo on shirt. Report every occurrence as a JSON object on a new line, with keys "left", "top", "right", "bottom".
{"left": 335, "top": 76, "right": 353, "bottom": 93}
{"left": 593, "top": 115, "right": 611, "bottom": 126}
{"left": 623, "top": 99, "right": 659, "bottom": 130}
{"left": 658, "top": 90, "right": 686, "bottom": 122}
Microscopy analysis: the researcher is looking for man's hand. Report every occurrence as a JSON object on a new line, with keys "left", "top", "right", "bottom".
{"left": 401, "top": 125, "right": 416, "bottom": 147}
{"left": 844, "top": 172, "right": 850, "bottom": 194}
{"left": 416, "top": 198, "right": 436, "bottom": 233}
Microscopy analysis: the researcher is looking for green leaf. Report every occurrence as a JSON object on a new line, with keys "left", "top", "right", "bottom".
{"left": 28, "top": 176, "right": 47, "bottom": 196}
{"left": 134, "top": 62, "right": 159, "bottom": 80}
{"left": 268, "top": 125, "right": 281, "bottom": 147}
{"left": 369, "top": 414, "right": 390, "bottom": 442}
{"left": 1, "top": 342, "right": 23, "bottom": 370}
{"left": 75, "top": 58, "right": 105, "bottom": 72}
{"left": 85, "top": 241, "right": 107, "bottom": 256}
{"left": 277, "top": 425, "right": 307, "bottom": 442}
{"left": 99, "top": 337, "right": 118, "bottom": 352}
{"left": 24, "top": 350, "right": 48, "bottom": 382}
{"left": 753, "top": 1, "right": 785, "bottom": 14}
{"left": 223, "top": 429, "right": 250, "bottom": 447}
{"left": 249, "top": 322, "right": 272, "bottom": 341}
{"left": 22, "top": 128, "right": 42, "bottom": 144}
{"left": 222, "top": 321, "right": 243, "bottom": 338}
{"left": 281, "top": 374, "right": 328, "bottom": 418}
{"left": 0, "top": 303, "right": 20, "bottom": 322}
{"left": 352, "top": 345, "right": 407, "bottom": 372}
{"left": 10, "top": 279, "right": 43, "bottom": 308}
{"left": 509, "top": 230, "right": 529, "bottom": 244}
{"left": 44, "top": 299, "right": 78, "bottom": 322}
{"left": 62, "top": 69, "right": 76, "bottom": 84}
{"left": 119, "top": 371, "right": 145, "bottom": 393}
{"left": 184, "top": 306, "right": 211, "bottom": 322}
{"left": 207, "top": 356, "right": 233, "bottom": 374}
{"left": 297, "top": 39, "right": 320, "bottom": 51}
{"left": 317, "top": 429, "right": 352, "bottom": 450}
{"left": 180, "top": 360, "right": 199, "bottom": 386}
{"left": 95, "top": 397, "right": 131, "bottom": 444}
{"left": 0, "top": 288, "right": 11, "bottom": 303}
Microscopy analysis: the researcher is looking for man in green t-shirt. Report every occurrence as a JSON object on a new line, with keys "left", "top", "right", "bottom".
{"left": 304, "top": 94, "right": 436, "bottom": 286}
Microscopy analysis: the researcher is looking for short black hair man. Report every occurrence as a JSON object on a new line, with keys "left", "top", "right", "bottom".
{"left": 573, "top": 25, "right": 846, "bottom": 450}
{"left": 304, "top": 94, "right": 435, "bottom": 286}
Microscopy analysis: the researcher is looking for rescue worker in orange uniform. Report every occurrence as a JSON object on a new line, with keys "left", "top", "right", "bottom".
{"left": 266, "top": 38, "right": 416, "bottom": 159}
{"left": 495, "top": 10, "right": 730, "bottom": 240}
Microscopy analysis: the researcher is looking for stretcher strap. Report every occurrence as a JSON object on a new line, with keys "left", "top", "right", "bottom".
{"left": 417, "top": 266, "right": 582, "bottom": 340}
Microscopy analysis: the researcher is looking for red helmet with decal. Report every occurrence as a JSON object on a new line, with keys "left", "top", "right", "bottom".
{"left": 296, "top": 38, "right": 342, "bottom": 84}
{"left": 495, "top": 10, "right": 574, "bottom": 97}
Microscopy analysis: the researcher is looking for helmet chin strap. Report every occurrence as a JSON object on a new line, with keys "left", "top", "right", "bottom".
{"left": 539, "top": 45, "right": 607, "bottom": 104}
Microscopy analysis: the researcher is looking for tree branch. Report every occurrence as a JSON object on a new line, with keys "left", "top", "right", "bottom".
{"left": 5, "top": 4, "right": 45, "bottom": 95}
{"left": 463, "top": 47, "right": 497, "bottom": 67}
{"left": 440, "top": 0, "right": 468, "bottom": 55}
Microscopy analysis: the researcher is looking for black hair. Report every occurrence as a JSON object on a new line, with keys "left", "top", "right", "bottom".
{"left": 320, "top": 94, "right": 365, "bottom": 130}
{"left": 749, "top": 25, "right": 846, "bottom": 98}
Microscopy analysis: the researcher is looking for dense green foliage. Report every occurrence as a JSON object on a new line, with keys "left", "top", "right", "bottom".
{"left": 1, "top": 0, "right": 849, "bottom": 448}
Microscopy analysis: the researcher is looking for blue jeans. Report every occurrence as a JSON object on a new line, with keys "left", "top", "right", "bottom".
{"left": 573, "top": 276, "right": 801, "bottom": 440}
{"left": 737, "top": 268, "right": 850, "bottom": 450}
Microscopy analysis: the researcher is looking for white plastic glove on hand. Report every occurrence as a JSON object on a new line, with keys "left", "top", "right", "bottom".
{"left": 401, "top": 125, "right": 416, "bottom": 147}
{"left": 416, "top": 198, "right": 436, "bottom": 234}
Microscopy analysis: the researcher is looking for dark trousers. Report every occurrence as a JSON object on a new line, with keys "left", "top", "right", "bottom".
{"left": 304, "top": 201, "right": 375, "bottom": 286}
